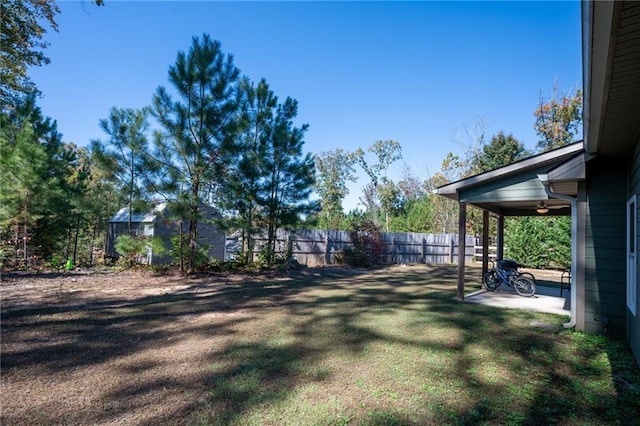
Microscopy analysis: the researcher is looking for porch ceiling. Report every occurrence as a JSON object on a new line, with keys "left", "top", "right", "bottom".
{"left": 468, "top": 200, "right": 570, "bottom": 217}
{"left": 584, "top": 1, "right": 640, "bottom": 158}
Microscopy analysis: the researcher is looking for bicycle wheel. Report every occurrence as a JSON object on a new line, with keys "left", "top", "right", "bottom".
{"left": 513, "top": 276, "right": 536, "bottom": 297}
{"left": 483, "top": 270, "right": 501, "bottom": 291}
{"left": 517, "top": 271, "right": 537, "bottom": 284}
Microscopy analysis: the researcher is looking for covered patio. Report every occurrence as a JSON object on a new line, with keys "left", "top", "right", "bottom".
{"left": 435, "top": 142, "right": 589, "bottom": 324}
{"left": 464, "top": 269, "right": 571, "bottom": 316}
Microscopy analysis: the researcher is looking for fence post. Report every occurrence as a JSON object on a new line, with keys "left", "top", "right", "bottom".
{"left": 286, "top": 234, "right": 293, "bottom": 260}
{"left": 421, "top": 237, "right": 426, "bottom": 264}
{"left": 449, "top": 238, "right": 454, "bottom": 264}
{"left": 324, "top": 232, "right": 331, "bottom": 265}
{"left": 391, "top": 236, "right": 397, "bottom": 263}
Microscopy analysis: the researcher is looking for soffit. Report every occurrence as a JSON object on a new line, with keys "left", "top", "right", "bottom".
{"left": 586, "top": 1, "right": 640, "bottom": 158}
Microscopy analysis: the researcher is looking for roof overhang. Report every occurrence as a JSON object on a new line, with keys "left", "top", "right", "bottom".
{"left": 109, "top": 203, "right": 168, "bottom": 224}
{"left": 544, "top": 151, "right": 595, "bottom": 195}
{"left": 435, "top": 142, "right": 587, "bottom": 216}
{"left": 583, "top": 1, "right": 640, "bottom": 158}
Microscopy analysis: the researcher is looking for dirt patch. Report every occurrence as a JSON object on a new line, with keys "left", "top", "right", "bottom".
{"left": 1, "top": 269, "right": 268, "bottom": 425}
{"left": 0, "top": 266, "right": 371, "bottom": 425}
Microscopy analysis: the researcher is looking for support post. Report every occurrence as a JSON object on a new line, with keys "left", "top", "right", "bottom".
{"left": 497, "top": 215, "right": 505, "bottom": 261}
{"left": 457, "top": 202, "right": 467, "bottom": 300}
{"left": 482, "top": 209, "right": 490, "bottom": 278}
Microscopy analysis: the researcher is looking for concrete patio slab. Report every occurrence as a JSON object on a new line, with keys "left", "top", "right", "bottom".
{"left": 465, "top": 285, "right": 571, "bottom": 316}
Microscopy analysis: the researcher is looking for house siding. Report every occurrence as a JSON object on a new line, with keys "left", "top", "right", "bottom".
{"left": 628, "top": 141, "right": 640, "bottom": 364}
{"left": 584, "top": 159, "right": 627, "bottom": 339}
{"left": 460, "top": 166, "right": 552, "bottom": 203}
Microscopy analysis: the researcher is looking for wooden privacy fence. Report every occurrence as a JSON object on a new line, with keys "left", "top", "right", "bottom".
{"left": 473, "top": 245, "right": 499, "bottom": 263}
{"left": 225, "top": 229, "right": 475, "bottom": 267}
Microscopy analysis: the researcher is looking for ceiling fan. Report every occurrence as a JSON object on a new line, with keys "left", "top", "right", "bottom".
{"left": 536, "top": 201, "right": 567, "bottom": 214}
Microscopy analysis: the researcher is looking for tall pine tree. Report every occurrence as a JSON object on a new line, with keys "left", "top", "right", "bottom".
{"left": 0, "top": 95, "right": 77, "bottom": 264}
{"left": 258, "top": 97, "right": 315, "bottom": 265}
{"left": 224, "top": 78, "right": 277, "bottom": 263}
{"left": 91, "top": 107, "right": 150, "bottom": 233}
{"left": 150, "top": 34, "right": 243, "bottom": 272}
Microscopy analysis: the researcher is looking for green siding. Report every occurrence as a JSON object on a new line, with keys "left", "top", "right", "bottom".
{"left": 584, "top": 159, "right": 627, "bottom": 340}
{"left": 459, "top": 166, "right": 550, "bottom": 203}
{"left": 628, "top": 142, "right": 640, "bottom": 365}
{"left": 585, "top": 289, "right": 627, "bottom": 304}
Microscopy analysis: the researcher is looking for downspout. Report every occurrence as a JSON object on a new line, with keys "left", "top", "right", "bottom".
{"left": 538, "top": 174, "right": 577, "bottom": 328}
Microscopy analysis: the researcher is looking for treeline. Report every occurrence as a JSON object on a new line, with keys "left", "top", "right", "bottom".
{"left": 1, "top": 6, "right": 583, "bottom": 272}
{"left": 308, "top": 118, "right": 577, "bottom": 270}
{"left": 2, "top": 34, "right": 317, "bottom": 272}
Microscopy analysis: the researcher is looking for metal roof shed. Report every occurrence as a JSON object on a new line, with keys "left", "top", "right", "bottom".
{"left": 107, "top": 203, "right": 226, "bottom": 265}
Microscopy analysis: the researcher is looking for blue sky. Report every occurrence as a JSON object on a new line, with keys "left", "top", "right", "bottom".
{"left": 31, "top": 1, "right": 582, "bottom": 211}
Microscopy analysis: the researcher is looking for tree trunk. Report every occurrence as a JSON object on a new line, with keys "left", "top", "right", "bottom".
{"left": 89, "top": 219, "right": 97, "bottom": 265}
{"left": 266, "top": 215, "right": 276, "bottom": 266}
{"left": 65, "top": 224, "right": 72, "bottom": 261}
{"left": 188, "top": 179, "right": 200, "bottom": 272}
{"left": 178, "top": 221, "right": 184, "bottom": 274}
{"left": 73, "top": 214, "right": 81, "bottom": 265}
{"left": 188, "top": 211, "right": 198, "bottom": 272}
{"left": 128, "top": 151, "right": 134, "bottom": 234}
{"left": 23, "top": 197, "right": 28, "bottom": 266}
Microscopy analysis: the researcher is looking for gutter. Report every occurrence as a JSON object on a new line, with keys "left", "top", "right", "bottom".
{"left": 538, "top": 174, "right": 577, "bottom": 328}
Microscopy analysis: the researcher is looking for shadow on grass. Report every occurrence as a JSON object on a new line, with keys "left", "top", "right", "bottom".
{"left": 2, "top": 264, "right": 639, "bottom": 425}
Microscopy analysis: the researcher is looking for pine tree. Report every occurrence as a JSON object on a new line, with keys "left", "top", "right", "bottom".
{"left": 468, "top": 131, "right": 531, "bottom": 175}
{"left": 91, "top": 107, "right": 150, "bottom": 233}
{"left": 224, "top": 78, "right": 277, "bottom": 263}
{"left": 0, "top": 95, "right": 74, "bottom": 264}
{"left": 150, "top": 34, "right": 242, "bottom": 272}
{"left": 258, "top": 97, "right": 315, "bottom": 265}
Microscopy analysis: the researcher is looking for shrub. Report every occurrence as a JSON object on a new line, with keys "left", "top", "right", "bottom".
{"left": 115, "top": 235, "right": 149, "bottom": 266}
{"left": 169, "top": 234, "right": 209, "bottom": 272}
{"left": 116, "top": 235, "right": 167, "bottom": 268}
{"left": 340, "top": 219, "right": 387, "bottom": 267}
{"left": 504, "top": 216, "right": 571, "bottom": 269}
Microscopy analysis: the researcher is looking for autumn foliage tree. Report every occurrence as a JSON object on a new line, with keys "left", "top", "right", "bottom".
{"left": 534, "top": 86, "right": 583, "bottom": 152}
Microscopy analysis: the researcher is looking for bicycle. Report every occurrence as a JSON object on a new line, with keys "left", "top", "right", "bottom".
{"left": 483, "top": 259, "right": 536, "bottom": 297}
{"left": 489, "top": 259, "right": 537, "bottom": 284}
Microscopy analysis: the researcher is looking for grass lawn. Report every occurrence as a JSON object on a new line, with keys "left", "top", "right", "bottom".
{"left": 1, "top": 264, "right": 639, "bottom": 425}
